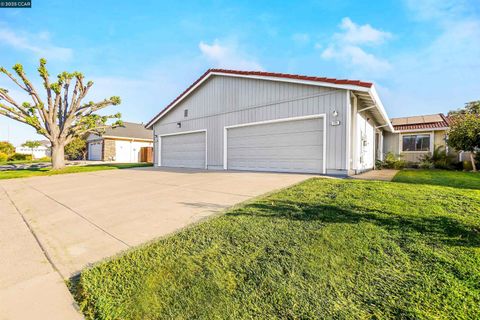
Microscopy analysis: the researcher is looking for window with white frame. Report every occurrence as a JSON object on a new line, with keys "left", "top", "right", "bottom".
{"left": 402, "top": 134, "right": 430, "bottom": 152}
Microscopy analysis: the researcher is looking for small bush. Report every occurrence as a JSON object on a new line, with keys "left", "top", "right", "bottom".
{"left": 419, "top": 160, "right": 435, "bottom": 169}
{"left": 8, "top": 153, "right": 33, "bottom": 161}
{"left": 0, "top": 152, "right": 8, "bottom": 162}
{"left": 419, "top": 146, "right": 458, "bottom": 170}
{"left": 37, "top": 156, "right": 52, "bottom": 162}
{"left": 463, "top": 160, "right": 473, "bottom": 171}
{"left": 379, "top": 152, "right": 406, "bottom": 169}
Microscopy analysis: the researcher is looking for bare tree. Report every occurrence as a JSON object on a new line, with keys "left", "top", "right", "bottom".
{"left": 0, "top": 59, "right": 122, "bottom": 169}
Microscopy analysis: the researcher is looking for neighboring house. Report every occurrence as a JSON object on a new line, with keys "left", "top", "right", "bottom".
{"left": 383, "top": 113, "right": 452, "bottom": 163}
{"left": 15, "top": 140, "right": 51, "bottom": 159}
{"left": 87, "top": 122, "right": 153, "bottom": 162}
{"left": 146, "top": 69, "right": 393, "bottom": 176}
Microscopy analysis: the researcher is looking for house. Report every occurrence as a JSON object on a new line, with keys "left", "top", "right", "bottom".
{"left": 383, "top": 113, "right": 453, "bottom": 163}
{"left": 145, "top": 69, "right": 393, "bottom": 176}
{"left": 87, "top": 122, "right": 153, "bottom": 162}
{"left": 15, "top": 140, "right": 51, "bottom": 159}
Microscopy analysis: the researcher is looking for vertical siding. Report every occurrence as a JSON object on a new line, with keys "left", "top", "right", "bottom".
{"left": 153, "top": 75, "right": 348, "bottom": 171}
{"left": 383, "top": 132, "right": 399, "bottom": 156}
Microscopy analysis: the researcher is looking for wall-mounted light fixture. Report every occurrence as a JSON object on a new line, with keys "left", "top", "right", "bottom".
{"left": 332, "top": 110, "right": 338, "bottom": 117}
{"left": 176, "top": 122, "right": 181, "bottom": 128}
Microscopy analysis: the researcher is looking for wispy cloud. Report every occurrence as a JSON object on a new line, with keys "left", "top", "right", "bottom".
{"left": 292, "top": 33, "right": 310, "bottom": 45}
{"left": 199, "top": 39, "right": 263, "bottom": 70}
{"left": 0, "top": 25, "right": 73, "bottom": 61}
{"left": 336, "top": 17, "right": 392, "bottom": 46}
{"left": 320, "top": 17, "right": 392, "bottom": 74}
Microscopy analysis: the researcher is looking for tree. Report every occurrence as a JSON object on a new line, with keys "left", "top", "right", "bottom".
{"left": 0, "top": 59, "right": 121, "bottom": 169}
{"left": 447, "top": 113, "right": 480, "bottom": 171}
{"left": 65, "top": 136, "right": 87, "bottom": 160}
{"left": 0, "top": 141, "right": 15, "bottom": 155}
{"left": 448, "top": 100, "right": 480, "bottom": 117}
{"left": 22, "top": 140, "right": 42, "bottom": 157}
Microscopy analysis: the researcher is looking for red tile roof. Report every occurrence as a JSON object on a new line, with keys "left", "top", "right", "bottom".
{"left": 146, "top": 69, "right": 373, "bottom": 128}
{"left": 208, "top": 69, "right": 374, "bottom": 88}
{"left": 392, "top": 113, "right": 450, "bottom": 131}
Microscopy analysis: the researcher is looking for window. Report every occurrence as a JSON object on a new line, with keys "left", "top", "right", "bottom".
{"left": 184, "top": 109, "right": 188, "bottom": 117}
{"left": 402, "top": 134, "right": 430, "bottom": 152}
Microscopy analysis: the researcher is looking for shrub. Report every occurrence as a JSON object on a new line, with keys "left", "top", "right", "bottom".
{"left": 37, "top": 156, "right": 52, "bottom": 162}
{"left": 8, "top": 153, "right": 33, "bottom": 161}
{"left": 419, "top": 160, "right": 435, "bottom": 169}
{"left": 0, "top": 152, "right": 8, "bottom": 162}
{"left": 380, "top": 152, "right": 406, "bottom": 169}
{"left": 419, "top": 146, "right": 456, "bottom": 170}
{"left": 463, "top": 160, "right": 473, "bottom": 171}
{"left": 0, "top": 141, "right": 15, "bottom": 155}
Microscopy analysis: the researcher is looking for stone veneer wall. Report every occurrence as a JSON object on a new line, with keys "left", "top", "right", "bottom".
{"left": 103, "top": 139, "right": 116, "bottom": 161}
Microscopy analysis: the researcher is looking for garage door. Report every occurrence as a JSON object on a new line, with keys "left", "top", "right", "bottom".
{"left": 160, "top": 131, "right": 206, "bottom": 168}
{"left": 226, "top": 117, "right": 325, "bottom": 173}
{"left": 88, "top": 141, "right": 102, "bottom": 161}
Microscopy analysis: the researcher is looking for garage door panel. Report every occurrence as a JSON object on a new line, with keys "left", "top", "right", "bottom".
{"left": 228, "top": 131, "right": 323, "bottom": 147}
{"left": 230, "top": 159, "right": 323, "bottom": 173}
{"left": 227, "top": 117, "right": 324, "bottom": 173}
{"left": 228, "top": 120, "right": 321, "bottom": 137}
{"left": 228, "top": 145, "right": 323, "bottom": 160}
{"left": 161, "top": 132, "right": 206, "bottom": 169}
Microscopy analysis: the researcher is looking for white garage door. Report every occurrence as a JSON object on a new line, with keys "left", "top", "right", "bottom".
{"left": 160, "top": 131, "right": 206, "bottom": 168}
{"left": 226, "top": 116, "right": 325, "bottom": 174}
{"left": 88, "top": 141, "right": 102, "bottom": 161}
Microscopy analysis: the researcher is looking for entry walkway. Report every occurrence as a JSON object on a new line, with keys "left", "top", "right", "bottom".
{"left": 351, "top": 169, "right": 399, "bottom": 181}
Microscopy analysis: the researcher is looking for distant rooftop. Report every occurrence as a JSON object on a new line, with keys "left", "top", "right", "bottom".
{"left": 391, "top": 113, "right": 450, "bottom": 131}
{"left": 103, "top": 122, "right": 152, "bottom": 140}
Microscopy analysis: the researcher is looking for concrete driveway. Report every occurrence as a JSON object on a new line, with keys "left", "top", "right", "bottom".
{"left": 0, "top": 168, "right": 313, "bottom": 319}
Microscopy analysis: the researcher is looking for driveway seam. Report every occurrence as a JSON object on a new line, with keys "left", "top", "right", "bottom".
{"left": 0, "top": 185, "right": 65, "bottom": 279}
{"left": 25, "top": 184, "right": 131, "bottom": 249}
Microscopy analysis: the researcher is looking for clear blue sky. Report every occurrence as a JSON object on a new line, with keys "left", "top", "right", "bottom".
{"left": 1, "top": 0, "right": 479, "bottom": 145}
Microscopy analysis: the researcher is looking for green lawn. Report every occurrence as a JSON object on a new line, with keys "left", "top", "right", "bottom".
{"left": 393, "top": 169, "right": 480, "bottom": 190}
{"left": 73, "top": 178, "right": 480, "bottom": 319}
{"left": 0, "top": 163, "right": 152, "bottom": 180}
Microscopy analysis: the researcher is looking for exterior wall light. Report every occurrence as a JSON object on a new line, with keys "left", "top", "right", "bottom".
{"left": 176, "top": 122, "right": 181, "bottom": 128}
{"left": 332, "top": 110, "right": 338, "bottom": 117}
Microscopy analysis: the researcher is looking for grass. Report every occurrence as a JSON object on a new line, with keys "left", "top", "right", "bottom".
{"left": 0, "top": 162, "right": 152, "bottom": 180}
{"left": 393, "top": 169, "right": 480, "bottom": 190}
{"left": 73, "top": 178, "right": 480, "bottom": 319}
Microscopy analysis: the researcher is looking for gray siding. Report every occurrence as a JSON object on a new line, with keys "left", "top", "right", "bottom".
{"left": 383, "top": 131, "right": 399, "bottom": 156}
{"left": 153, "top": 75, "right": 349, "bottom": 173}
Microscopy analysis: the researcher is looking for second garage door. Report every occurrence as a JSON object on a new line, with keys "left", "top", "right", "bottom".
{"left": 88, "top": 141, "right": 102, "bottom": 161}
{"left": 226, "top": 116, "right": 325, "bottom": 173}
{"left": 160, "top": 131, "right": 206, "bottom": 169}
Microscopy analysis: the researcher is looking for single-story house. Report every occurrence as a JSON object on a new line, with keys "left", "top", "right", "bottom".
{"left": 145, "top": 69, "right": 394, "bottom": 176}
{"left": 87, "top": 122, "right": 153, "bottom": 162}
{"left": 383, "top": 113, "right": 453, "bottom": 163}
{"left": 15, "top": 140, "right": 51, "bottom": 159}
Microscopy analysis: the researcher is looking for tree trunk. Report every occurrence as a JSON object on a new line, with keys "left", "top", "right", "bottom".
{"left": 51, "top": 142, "right": 66, "bottom": 170}
{"left": 470, "top": 152, "right": 477, "bottom": 172}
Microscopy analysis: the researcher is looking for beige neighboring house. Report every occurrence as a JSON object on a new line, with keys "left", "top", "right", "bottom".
{"left": 87, "top": 122, "right": 153, "bottom": 162}
{"left": 383, "top": 113, "right": 453, "bottom": 163}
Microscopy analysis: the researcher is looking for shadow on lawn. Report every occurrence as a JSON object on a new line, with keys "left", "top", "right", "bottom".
{"left": 228, "top": 200, "right": 480, "bottom": 248}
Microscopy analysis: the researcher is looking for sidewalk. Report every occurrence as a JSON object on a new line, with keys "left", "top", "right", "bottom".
{"left": 0, "top": 188, "right": 83, "bottom": 320}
